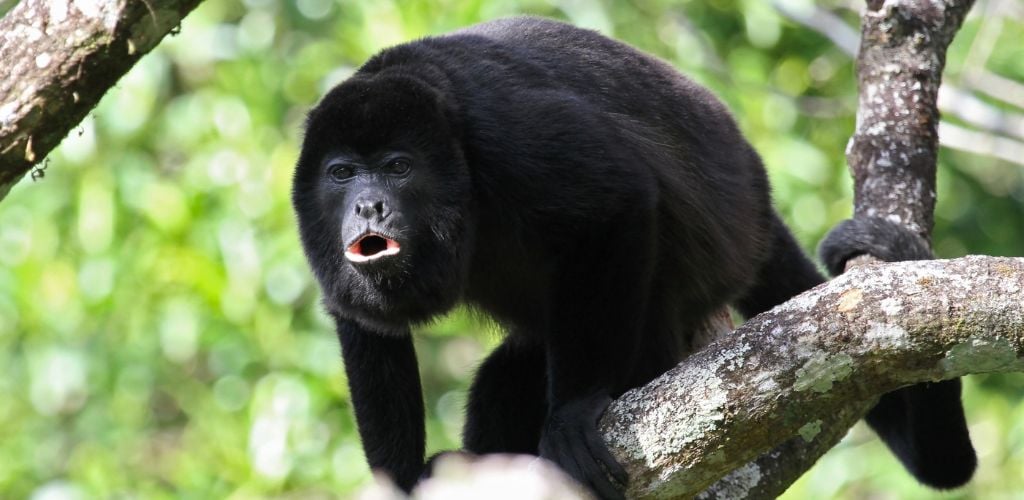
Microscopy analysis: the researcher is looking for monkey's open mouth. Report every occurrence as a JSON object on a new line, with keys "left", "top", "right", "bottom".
{"left": 345, "top": 233, "right": 401, "bottom": 263}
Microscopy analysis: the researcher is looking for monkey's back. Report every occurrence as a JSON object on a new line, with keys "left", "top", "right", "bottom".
{"left": 363, "top": 17, "right": 775, "bottom": 329}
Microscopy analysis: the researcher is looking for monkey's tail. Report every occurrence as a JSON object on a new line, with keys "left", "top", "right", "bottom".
{"left": 819, "top": 216, "right": 977, "bottom": 490}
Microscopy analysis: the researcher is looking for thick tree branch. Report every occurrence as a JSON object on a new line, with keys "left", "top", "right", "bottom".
{"left": 695, "top": 397, "right": 873, "bottom": 499}
{"left": 0, "top": 0, "right": 204, "bottom": 201}
{"left": 848, "top": 0, "right": 974, "bottom": 239}
{"left": 600, "top": 255, "right": 1023, "bottom": 499}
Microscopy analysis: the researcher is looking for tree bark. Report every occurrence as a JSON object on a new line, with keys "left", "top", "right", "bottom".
{"left": 0, "top": 0, "right": 205, "bottom": 200}
{"left": 847, "top": 0, "right": 976, "bottom": 240}
{"left": 600, "top": 255, "right": 1023, "bottom": 499}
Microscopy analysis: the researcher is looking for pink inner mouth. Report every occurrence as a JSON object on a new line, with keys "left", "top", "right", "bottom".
{"left": 345, "top": 234, "right": 401, "bottom": 263}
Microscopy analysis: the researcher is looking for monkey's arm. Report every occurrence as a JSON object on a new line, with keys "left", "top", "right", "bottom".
{"left": 336, "top": 319, "right": 426, "bottom": 491}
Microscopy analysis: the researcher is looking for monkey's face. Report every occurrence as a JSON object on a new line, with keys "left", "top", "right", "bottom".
{"left": 293, "top": 74, "right": 473, "bottom": 332}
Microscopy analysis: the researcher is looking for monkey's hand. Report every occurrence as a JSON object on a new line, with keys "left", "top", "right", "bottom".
{"left": 539, "top": 393, "right": 628, "bottom": 500}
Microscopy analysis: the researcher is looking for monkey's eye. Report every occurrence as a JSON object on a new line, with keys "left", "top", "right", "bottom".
{"left": 385, "top": 158, "right": 411, "bottom": 175}
{"left": 327, "top": 163, "right": 356, "bottom": 182}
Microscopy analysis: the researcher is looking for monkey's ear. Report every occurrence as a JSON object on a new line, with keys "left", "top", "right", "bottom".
{"left": 403, "top": 72, "right": 463, "bottom": 141}
{"left": 440, "top": 99, "right": 463, "bottom": 141}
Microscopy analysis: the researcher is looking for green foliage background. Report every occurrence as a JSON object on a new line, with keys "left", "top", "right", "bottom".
{"left": 1, "top": 0, "right": 1022, "bottom": 498}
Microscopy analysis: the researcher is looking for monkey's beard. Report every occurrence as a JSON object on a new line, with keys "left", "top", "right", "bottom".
{"left": 325, "top": 221, "right": 473, "bottom": 334}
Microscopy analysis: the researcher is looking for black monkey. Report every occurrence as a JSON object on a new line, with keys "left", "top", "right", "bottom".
{"left": 820, "top": 217, "right": 977, "bottom": 489}
{"left": 293, "top": 17, "right": 825, "bottom": 498}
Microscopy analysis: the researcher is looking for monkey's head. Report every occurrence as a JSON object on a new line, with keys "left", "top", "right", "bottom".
{"left": 293, "top": 72, "right": 473, "bottom": 332}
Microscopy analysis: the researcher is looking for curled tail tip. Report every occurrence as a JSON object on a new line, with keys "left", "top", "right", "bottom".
{"left": 818, "top": 217, "right": 931, "bottom": 275}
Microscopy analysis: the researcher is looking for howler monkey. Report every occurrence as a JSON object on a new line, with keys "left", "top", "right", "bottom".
{"left": 293, "top": 16, "right": 974, "bottom": 498}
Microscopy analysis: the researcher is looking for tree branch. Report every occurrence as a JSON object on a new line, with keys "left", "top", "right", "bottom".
{"left": 0, "top": 0, "right": 205, "bottom": 201}
{"left": 848, "top": 0, "right": 974, "bottom": 237}
{"left": 599, "top": 255, "right": 1023, "bottom": 499}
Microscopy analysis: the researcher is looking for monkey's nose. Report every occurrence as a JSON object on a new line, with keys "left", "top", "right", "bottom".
{"left": 354, "top": 198, "right": 388, "bottom": 221}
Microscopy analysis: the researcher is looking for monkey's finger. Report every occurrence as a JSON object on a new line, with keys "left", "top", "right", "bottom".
{"left": 585, "top": 427, "right": 628, "bottom": 485}
{"left": 582, "top": 454, "right": 626, "bottom": 500}
{"left": 545, "top": 434, "right": 589, "bottom": 492}
{"left": 565, "top": 430, "right": 622, "bottom": 500}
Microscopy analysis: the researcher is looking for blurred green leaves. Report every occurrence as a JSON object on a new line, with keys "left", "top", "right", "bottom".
{"left": 0, "top": 0, "right": 1022, "bottom": 497}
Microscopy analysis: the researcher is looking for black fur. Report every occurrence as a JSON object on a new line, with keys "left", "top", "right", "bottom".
{"left": 819, "top": 217, "right": 932, "bottom": 275}
{"left": 293, "top": 17, "right": 824, "bottom": 498}
{"left": 819, "top": 216, "right": 977, "bottom": 489}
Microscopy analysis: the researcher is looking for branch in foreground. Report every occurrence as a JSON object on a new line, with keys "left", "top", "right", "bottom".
{"left": 600, "top": 255, "right": 1023, "bottom": 499}
{"left": 0, "top": 0, "right": 205, "bottom": 200}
